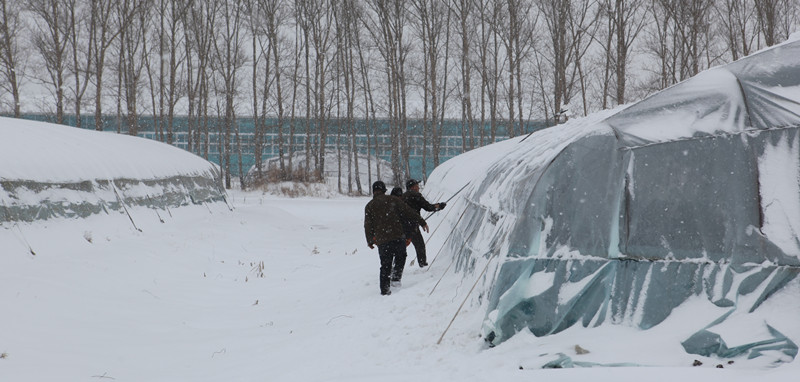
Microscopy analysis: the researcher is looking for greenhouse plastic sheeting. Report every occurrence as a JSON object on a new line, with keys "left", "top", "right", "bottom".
{"left": 0, "top": 175, "right": 226, "bottom": 223}
{"left": 425, "top": 38, "right": 800, "bottom": 364}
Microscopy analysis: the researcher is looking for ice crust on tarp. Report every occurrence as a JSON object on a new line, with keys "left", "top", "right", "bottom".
{"left": 424, "top": 39, "right": 800, "bottom": 365}
{"left": 0, "top": 118, "right": 226, "bottom": 223}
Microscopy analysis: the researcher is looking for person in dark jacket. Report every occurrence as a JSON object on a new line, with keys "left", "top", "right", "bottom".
{"left": 390, "top": 186, "right": 404, "bottom": 198}
{"left": 365, "top": 181, "right": 428, "bottom": 295}
{"left": 402, "top": 179, "right": 446, "bottom": 267}
{"left": 390, "top": 187, "right": 415, "bottom": 245}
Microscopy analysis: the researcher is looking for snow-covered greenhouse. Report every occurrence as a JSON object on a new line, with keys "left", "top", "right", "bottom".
{"left": 0, "top": 119, "right": 226, "bottom": 224}
{"left": 426, "top": 37, "right": 800, "bottom": 365}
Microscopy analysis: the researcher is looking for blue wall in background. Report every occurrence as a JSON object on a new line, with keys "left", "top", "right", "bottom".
{"left": 15, "top": 114, "right": 547, "bottom": 179}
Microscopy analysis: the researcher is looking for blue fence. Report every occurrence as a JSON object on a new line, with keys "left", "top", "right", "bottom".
{"left": 15, "top": 114, "right": 547, "bottom": 178}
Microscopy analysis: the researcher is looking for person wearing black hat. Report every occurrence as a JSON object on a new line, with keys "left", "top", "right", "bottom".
{"left": 364, "top": 181, "right": 428, "bottom": 295}
{"left": 390, "top": 186, "right": 404, "bottom": 197}
{"left": 402, "top": 179, "right": 446, "bottom": 267}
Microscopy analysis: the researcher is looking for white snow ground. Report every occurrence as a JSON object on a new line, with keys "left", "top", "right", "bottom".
{"left": 1, "top": 120, "right": 799, "bottom": 381}
{"left": 1, "top": 192, "right": 797, "bottom": 382}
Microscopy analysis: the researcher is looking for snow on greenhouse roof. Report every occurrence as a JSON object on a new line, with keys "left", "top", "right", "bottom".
{"left": 0, "top": 117, "right": 219, "bottom": 183}
{"left": 605, "top": 39, "right": 800, "bottom": 147}
{"left": 0, "top": 117, "right": 225, "bottom": 223}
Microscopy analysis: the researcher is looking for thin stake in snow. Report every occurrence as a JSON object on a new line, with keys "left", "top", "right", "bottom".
{"left": 412, "top": 200, "right": 460, "bottom": 267}
{"left": 2, "top": 200, "right": 36, "bottom": 256}
{"left": 111, "top": 183, "right": 142, "bottom": 232}
{"left": 436, "top": 251, "right": 499, "bottom": 345}
{"left": 425, "top": 208, "right": 469, "bottom": 271}
{"left": 146, "top": 195, "right": 165, "bottom": 223}
{"left": 519, "top": 130, "right": 536, "bottom": 143}
{"left": 424, "top": 183, "right": 469, "bottom": 220}
{"left": 427, "top": 189, "right": 447, "bottom": 204}
{"left": 17, "top": 226, "right": 36, "bottom": 256}
{"left": 429, "top": 228, "right": 482, "bottom": 296}
{"left": 223, "top": 194, "right": 235, "bottom": 211}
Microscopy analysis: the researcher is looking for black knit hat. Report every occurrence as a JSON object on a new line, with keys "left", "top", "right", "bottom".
{"left": 372, "top": 181, "right": 387, "bottom": 192}
{"left": 406, "top": 179, "right": 420, "bottom": 189}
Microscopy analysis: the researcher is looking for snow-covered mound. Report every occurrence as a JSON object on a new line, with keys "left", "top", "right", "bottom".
{"left": 0, "top": 117, "right": 226, "bottom": 223}
{"left": 424, "top": 39, "right": 800, "bottom": 368}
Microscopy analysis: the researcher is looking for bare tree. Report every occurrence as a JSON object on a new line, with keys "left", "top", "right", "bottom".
{"left": 183, "top": 6, "right": 196, "bottom": 151}
{"left": 0, "top": 0, "right": 23, "bottom": 117}
{"left": 485, "top": 1, "right": 501, "bottom": 142}
{"left": 597, "top": 1, "right": 615, "bottom": 108}
{"left": 509, "top": 0, "right": 537, "bottom": 132}
{"left": 364, "top": 0, "right": 411, "bottom": 185}
{"left": 288, "top": 20, "right": 302, "bottom": 178}
{"left": 245, "top": 0, "right": 267, "bottom": 182}
{"left": 353, "top": 7, "right": 380, "bottom": 184}
{"left": 142, "top": 0, "right": 186, "bottom": 144}
{"left": 531, "top": 46, "right": 553, "bottom": 120}
{"left": 157, "top": 0, "right": 188, "bottom": 144}
{"left": 28, "top": 0, "right": 73, "bottom": 124}
{"left": 537, "top": 0, "right": 571, "bottom": 124}
{"left": 475, "top": 0, "right": 501, "bottom": 145}
{"left": 410, "top": 0, "right": 447, "bottom": 179}
{"left": 143, "top": 0, "right": 164, "bottom": 140}
{"left": 665, "top": 0, "right": 715, "bottom": 79}
{"left": 715, "top": 0, "right": 758, "bottom": 61}
{"left": 185, "top": 0, "right": 217, "bottom": 159}
{"left": 450, "top": 0, "right": 474, "bottom": 149}
{"left": 604, "top": 0, "right": 645, "bottom": 105}
{"left": 66, "top": 0, "right": 93, "bottom": 128}
{"left": 569, "top": 2, "right": 600, "bottom": 117}
{"left": 117, "top": 0, "right": 152, "bottom": 135}
{"left": 502, "top": 0, "right": 522, "bottom": 135}
{"left": 775, "top": 0, "right": 800, "bottom": 42}
{"left": 755, "top": 0, "right": 799, "bottom": 47}
{"left": 295, "top": 0, "right": 315, "bottom": 176}
{"left": 260, "top": 0, "right": 288, "bottom": 179}
{"left": 757, "top": 0, "right": 781, "bottom": 46}
{"left": 309, "top": 0, "right": 336, "bottom": 181}
{"left": 88, "top": 0, "right": 126, "bottom": 131}
{"left": 210, "top": 0, "right": 247, "bottom": 189}
{"left": 642, "top": 0, "right": 673, "bottom": 90}
{"left": 334, "top": 0, "right": 362, "bottom": 194}
{"left": 436, "top": 7, "right": 452, "bottom": 166}
{"left": 537, "top": 0, "right": 599, "bottom": 120}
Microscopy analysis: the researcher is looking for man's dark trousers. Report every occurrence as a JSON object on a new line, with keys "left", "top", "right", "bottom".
{"left": 378, "top": 239, "right": 407, "bottom": 294}
{"left": 410, "top": 228, "right": 426, "bottom": 266}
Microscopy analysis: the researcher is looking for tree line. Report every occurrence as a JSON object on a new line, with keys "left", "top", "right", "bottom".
{"left": 1, "top": 0, "right": 799, "bottom": 191}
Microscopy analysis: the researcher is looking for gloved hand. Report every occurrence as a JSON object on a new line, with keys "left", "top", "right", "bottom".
{"left": 437, "top": 202, "right": 447, "bottom": 211}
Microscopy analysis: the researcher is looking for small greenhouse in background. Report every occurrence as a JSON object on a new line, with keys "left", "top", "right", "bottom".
{"left": 425, "top": 37, "right": 800, "bottom": 365}
{"left": 0, "top": 119, "right": 226, "bottom": 224}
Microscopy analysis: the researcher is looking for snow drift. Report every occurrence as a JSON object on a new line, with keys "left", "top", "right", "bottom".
{"left": 424, "top": 38, "right": 800, "bottom": 366}
{"left": 0, "top": 118, "right": 226, "bottom": 223}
